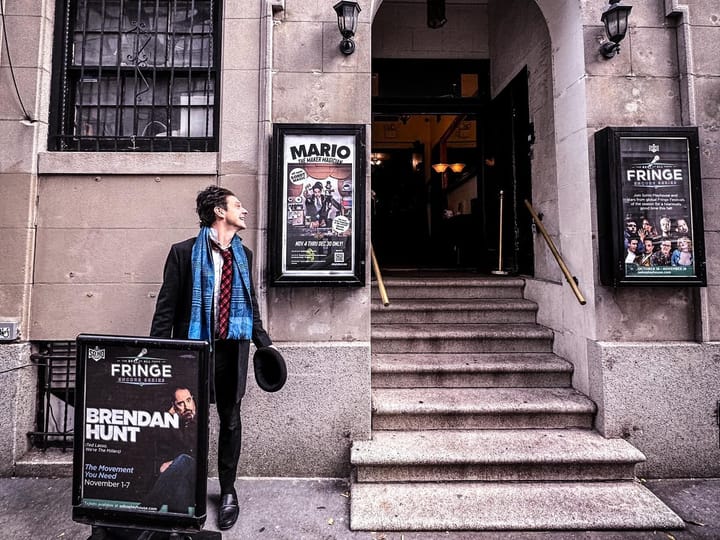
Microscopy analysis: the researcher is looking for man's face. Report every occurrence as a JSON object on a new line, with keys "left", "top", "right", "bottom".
{"left": 626, "top": 221, "right": 637, "bottom": 233}
{"left": 313, "top": 188, "right": 322, "bottom": 197}
{"left": 660, "top": 218, "right": 671, "bottom": 232}
{"left": 661, "top": 241, "right": 672, "bottom": 255}
{"left": 644, "top": 240, "right": 654, "bottom": 253}
{"left": 173, "top": 388, "right": 196, "bottom": 420}
{"left": 221, "top": 195, "right": 248, "bottom": 231}
{"left": 628, "top": 239, "right": 638, "bottom": 252}
{"left": 677, "top": 219, "right": 689, "bottom": 233}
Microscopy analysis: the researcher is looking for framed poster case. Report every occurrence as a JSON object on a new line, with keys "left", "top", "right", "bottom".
{"left": 595, "top": 126, "right": 706, "bottom": 287}
{"left": 269, "top": 123, "right": 366, "bottom": 286}
{"left": 72, "top": 334, "right": 210, "bottom": 533}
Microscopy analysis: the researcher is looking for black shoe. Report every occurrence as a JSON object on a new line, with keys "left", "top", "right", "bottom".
{"left": 218, "top": 492, "right": 239, "bottom": 530}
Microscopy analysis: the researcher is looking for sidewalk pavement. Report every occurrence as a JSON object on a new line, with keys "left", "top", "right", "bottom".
{"left": 0, "top": 476, "right": 718, "bottom": 539}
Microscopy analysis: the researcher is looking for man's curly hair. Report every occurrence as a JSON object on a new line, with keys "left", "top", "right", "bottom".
{"left": 196, "top": 185, "right": 235, "bottom": 227}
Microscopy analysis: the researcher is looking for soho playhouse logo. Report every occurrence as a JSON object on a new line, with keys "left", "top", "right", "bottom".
{"left": 87, "top": 346, "right": 172, "bottom": 385}
{"left": 88, "top": 346, "right": 106, "bottom": 362}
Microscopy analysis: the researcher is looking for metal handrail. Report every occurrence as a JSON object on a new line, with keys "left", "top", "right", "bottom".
{"left": 370, "top": 245, "right": 390, "bottom": 306}
{"left": 524, "top": 199, "right": 587, "bottom": 306}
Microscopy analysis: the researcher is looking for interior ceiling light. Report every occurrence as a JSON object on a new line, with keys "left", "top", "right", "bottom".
{"left": 432, "top": 163, "right": 449, "bottom": 173}
{"left": 432, "top": 163, "right": 465, "bottom": 174}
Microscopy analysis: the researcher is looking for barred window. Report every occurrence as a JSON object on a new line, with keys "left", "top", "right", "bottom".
{"left": 50, "top": 0, "right": 218, "bottom": 151}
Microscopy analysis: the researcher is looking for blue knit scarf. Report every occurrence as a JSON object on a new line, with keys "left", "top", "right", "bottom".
{"left": 188, "top": 227, "right": 253, "bottom": 341}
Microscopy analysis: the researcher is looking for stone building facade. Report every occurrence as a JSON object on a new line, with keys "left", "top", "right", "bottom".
{"left": 1, "top": 0, "right": 719, "bottom": 484}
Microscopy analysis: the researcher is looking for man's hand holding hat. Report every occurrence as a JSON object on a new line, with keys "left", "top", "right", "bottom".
{"left": 253, "top": 346, "right": 287, "bottom": 392}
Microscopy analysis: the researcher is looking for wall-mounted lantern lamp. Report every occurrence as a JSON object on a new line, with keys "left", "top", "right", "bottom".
{"left": 599, "top": 0, "right": 632, "bottom": 59}
{"left": 334, "top": 1, "right": 361, "bottom": 55}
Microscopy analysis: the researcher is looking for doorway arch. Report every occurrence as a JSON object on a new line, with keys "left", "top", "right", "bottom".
{"left": 368, "top": 0, "right": 591, "bottom": 277}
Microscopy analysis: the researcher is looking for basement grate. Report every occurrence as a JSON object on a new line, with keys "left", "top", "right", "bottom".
{"left": 28, "top": 341, "right": 76, "bottom": 450}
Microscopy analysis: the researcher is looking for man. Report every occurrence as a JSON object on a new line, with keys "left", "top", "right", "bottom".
{"left": 675, "top": 218, "right": 689, "bottom": 235}
{"left": 659, "top": 216, "right": 675, "bottom": 241}
{"left": 623, "top": 219, "right": 645, "bottom": 254}
{"left": 651, "top": 239, "right": 673, "bottom": 266}
{"left": 637, "top": 238, "right": 655, "bottom": 267}
{"left": 304, "top": 181, "right": 343, "bottom": 228}
{"left": 171, "top": 387, "right": 197, "bottom": 426}
{"left": 142, "top": 386, "right": 198, "bottom": 514}
{"left": 625, "top": 236, "right": 640, "bottom": 264}
{"left": 150, "top": 185, "right": 274, "bottom": 530}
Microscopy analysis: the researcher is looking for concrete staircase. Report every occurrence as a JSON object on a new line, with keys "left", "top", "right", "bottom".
{"left": 350, "top": 276, "right": 684, "bottom": 532}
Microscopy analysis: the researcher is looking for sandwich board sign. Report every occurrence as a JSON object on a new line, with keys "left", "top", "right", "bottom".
{"left": 72, "top": 334, "right": 212, "bottom": 535}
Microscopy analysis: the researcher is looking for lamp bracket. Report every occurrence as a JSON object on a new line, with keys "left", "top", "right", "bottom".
{"left": 339, "top": 38, "right": 356, "bottom": 55}
{"left": 600, "top": 40, "right": 620, "bottom": 58}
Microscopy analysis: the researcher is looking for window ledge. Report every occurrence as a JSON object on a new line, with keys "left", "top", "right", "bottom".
{"left": 38, "top": 152, "right": 218, "bottom": 176}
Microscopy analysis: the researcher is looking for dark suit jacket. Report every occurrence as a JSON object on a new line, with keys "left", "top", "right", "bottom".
{"left": 150, "top": 237, "right": 272, "bottom": 399}
{"left": 304, "top": 195, "right": 343, "bottom": 225}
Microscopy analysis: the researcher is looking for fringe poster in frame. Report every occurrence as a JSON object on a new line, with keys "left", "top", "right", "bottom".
{"left": 269, "top": 123, "right": 366, "bottom": 286}
{"left": 595, "top": 126, "right": 706, "bottom": 287}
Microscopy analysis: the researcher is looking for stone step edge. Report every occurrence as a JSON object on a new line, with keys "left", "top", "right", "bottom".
{"left": 372, "top": 352, "right": 567, "bottom": 360}
{"left": 373, "top": 278, "right": 526, "bottom": 287}
{"left": 372, "top": 299, "right": 537, "bottom": 311}
{"left": 349, "top": 481, "right": 685, "bottom": 531}
{"left": 372, "top": 357, "right": 573, "bottom": 374}
{"left": 372, "top": 389, "right": 596, "bottom": 415}
{"left": 372, "top": 325, "right": 554, "bottom": 339}
{"left": 351, "top": 429, "right": 645, "bottom": 466}
{"left": 14, "top": 451, "right": 73, "bottom": 477}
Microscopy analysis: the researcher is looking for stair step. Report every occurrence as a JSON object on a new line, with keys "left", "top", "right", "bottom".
{"left": 372, "top": 298, "right": 537, "bottom": 324}
{"left": 352, "top": 429, "right": 644, "bottom": 482}
{"left": 372, "top": 387, "right": 595, "bottom": 430}
{"left": 358, "top": 274, "right": 684, "bottom": 532}
{"left": 350, "top": 481, "right": 685, "bottom": 531}
{"left": 372, "top": 352, "right": 572, "bottom": 388}
{"left": 14, "top": 450, "right": 73, "bottom": 477}
{"left": 374, "top": 277, "right": 525, "bottom": 299}
{"left": 372, "top": 323, "right": 554, "bottom": 353}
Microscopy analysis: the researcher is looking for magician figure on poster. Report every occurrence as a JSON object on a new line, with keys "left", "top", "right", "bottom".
{"left": 282, "top": 133, "right": 355, "bottom": 275}
{"left": 619, "top": 137, "right": 698, "bottom": 280}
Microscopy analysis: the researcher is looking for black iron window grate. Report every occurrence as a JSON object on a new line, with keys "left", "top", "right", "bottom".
{"left": 50, "top": 0, "right": 218, "bottom": 151}
{"left": 29, "top": 341, "right": 77, "bottom": 450}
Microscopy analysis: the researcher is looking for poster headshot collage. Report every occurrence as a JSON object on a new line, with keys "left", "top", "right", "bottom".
{"left": 623, "top": 213, "right": 694, "bottom": 276}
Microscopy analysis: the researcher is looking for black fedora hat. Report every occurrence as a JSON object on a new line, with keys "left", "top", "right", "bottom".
{"left": 253, "top": 346, "right": 287, "bottom": 392}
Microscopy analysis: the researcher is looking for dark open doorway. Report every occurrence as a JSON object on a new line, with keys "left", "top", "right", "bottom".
{"left": 371, "top": 59, "right": 533, "bottom": 274}
{"left": 371, "top": 113, "right": 483, "bottom": 269}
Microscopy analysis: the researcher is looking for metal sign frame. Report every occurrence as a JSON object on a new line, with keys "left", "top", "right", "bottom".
{"left": 72, "top": 334, "right": 210, "bottom": 533}
{"left": 268, "top": 123, "right": 366, "bottom": 286}
{"left": 595, "top": 126, "right": 706, "bottom": 287}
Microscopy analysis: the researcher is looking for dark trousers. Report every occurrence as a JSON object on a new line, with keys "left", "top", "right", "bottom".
{"left": 213, "top": 339, "right": 247, "bottom": 495}
{"left": 141, "top": 453, "right": 196, "bottom": 513}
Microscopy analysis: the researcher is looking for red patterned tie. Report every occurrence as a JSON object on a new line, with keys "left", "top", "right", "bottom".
{"left": 216, "top": 247, "right": 233, "bottom": 339}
